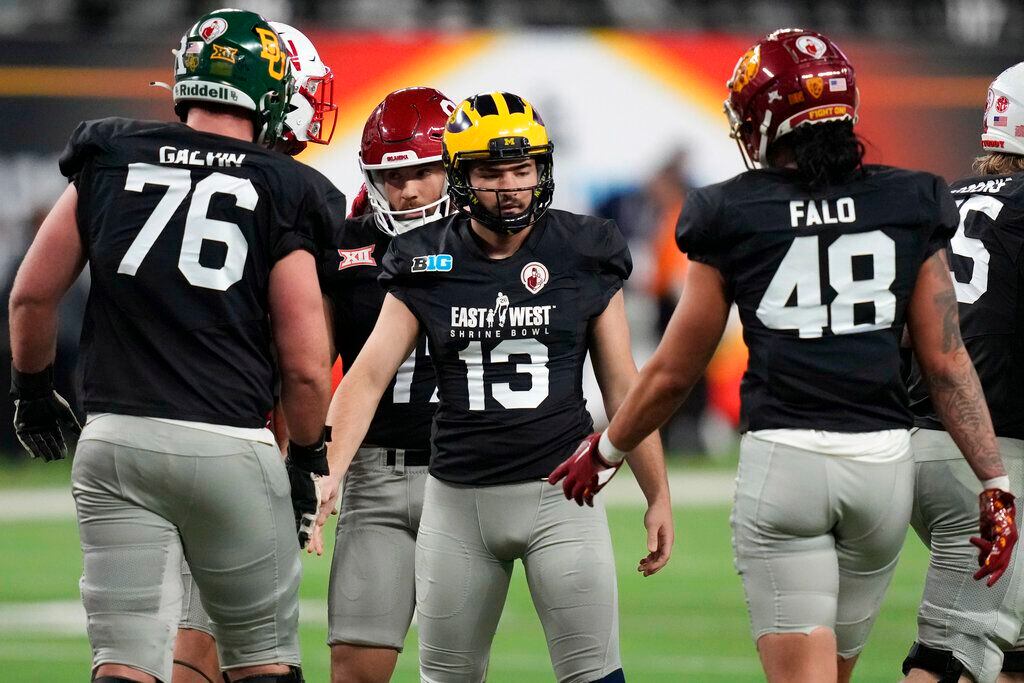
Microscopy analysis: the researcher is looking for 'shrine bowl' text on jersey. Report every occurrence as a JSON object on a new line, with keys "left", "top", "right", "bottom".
{"left": 380, "top": 210, "right": 631, "bottom": 485}
{"left": 678, "top": 165, "right": 957, "bottom": 433}
{"left": 60, "top": 117, "right": 345, "bottom": 428}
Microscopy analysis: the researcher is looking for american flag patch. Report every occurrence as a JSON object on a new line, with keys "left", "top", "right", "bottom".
{"left": 993, "top": 116, "right": 1008, "bottom": 126}
{"left": 828, "top": 77, "right": 847, "bottom": 92}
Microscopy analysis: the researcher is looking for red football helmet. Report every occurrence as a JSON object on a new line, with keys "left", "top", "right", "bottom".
{"left": 360, "top": 87, "right": 456, "bottom": 235}
{"left": 725, "top": 28, "right": 859, "bottom": 167}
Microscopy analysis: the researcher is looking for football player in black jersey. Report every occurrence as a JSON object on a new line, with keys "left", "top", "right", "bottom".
{"left": 901, "top": 62, "right": 1024, "bottom": 683}
{"left": 310, "top": 86, "right": 454, "bottom": 683}
{"left": 309, "top": 91, "right": 672, "bottom": 683}
{"left": 552, "top": 29, "right": 1016, "bottom": 683}
{"left": 8, "top": 10, "right": 342, "bottom": 683}
{"left": 169, "top": 21, "right": 340, "bottom": 683}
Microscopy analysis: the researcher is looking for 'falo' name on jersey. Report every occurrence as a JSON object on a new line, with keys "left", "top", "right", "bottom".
{"left": 789, "top": 197, "right": 856, "bottom": 227}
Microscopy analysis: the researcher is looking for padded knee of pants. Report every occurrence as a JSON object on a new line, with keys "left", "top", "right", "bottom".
{"left": 590, "top": 668, "right": 625, "bottom": 682}
{"left": 1004, "top": 651, "right": 1024, "bottom": 673}
{"left": 901, "top": 642, "right": 966, "bottom": 682}
{"left": 222, "top": 667, "right": 303, "bottom": 683}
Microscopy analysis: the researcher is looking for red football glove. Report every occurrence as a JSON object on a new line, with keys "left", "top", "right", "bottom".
{"left": 348, "top": 183, "right": 370, "bottom": 218}
{"left": 970, "top": 488, "right": 1018, "bottom": 587}
{"left": 548, "top": 432, "right": 623, "bottom": 507}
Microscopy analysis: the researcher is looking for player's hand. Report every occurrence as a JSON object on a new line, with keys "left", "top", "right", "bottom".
{"left": 285, "top": 429, "right": 330, "bottom": 550}
{"left": 11, "top": 366, "right": 81, "bottom": 462}
{"left": 307, "top": 470, "right": 343, "bottom": 556}
{"left": 971, "top": 488, "right": 1018, "bottom": 587}
{"left": 548, "top": 432, "right": 623, "bottom": 507}
{"left": 639, "top": 497, "right": 674, "bottom": 577}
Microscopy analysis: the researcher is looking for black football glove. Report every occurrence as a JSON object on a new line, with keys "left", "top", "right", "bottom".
{"left": 11, "top": 366, "right": 81, "bottom": 462}
{"left": 285, "top": 426, "right": 331, "bottom": 549}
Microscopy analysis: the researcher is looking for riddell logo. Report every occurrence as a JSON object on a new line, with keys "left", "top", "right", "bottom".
{"left": 337, "top": 245, "right": 376, "bottom": 270}
{"left": 174, "top": 83, "right": 238, "bottom": 103}
{"left": 983, "top": 139, "right": 1006, "bottom": 149}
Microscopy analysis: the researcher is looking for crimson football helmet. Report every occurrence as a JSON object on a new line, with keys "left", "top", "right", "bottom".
{"left": 360, "top": 87, "right": 456, "bottom": 235}
{"left": 271, "top": 22, "right": 337, "bottom": 154}
{"left": 725, "top": 28, "right": 859, "bottom": 167}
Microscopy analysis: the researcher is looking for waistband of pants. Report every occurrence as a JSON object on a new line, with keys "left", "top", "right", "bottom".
{"left": 360, "top": 446, "right": 431, "bottom": 468}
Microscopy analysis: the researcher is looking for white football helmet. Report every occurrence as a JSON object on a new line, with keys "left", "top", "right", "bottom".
{"left": 270, "top": 22, "right": 337, "bottom": 153}
{"left": 982, "top": 62, "right": 1024, "bottom": 156}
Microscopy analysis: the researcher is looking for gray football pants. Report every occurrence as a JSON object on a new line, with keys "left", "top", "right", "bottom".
{"left": 910, "top": 428, "right": 1024, "bottom": 683}
{"left": 732, "top": 433, "right": 914, "bottom": 658}
{"left": 72, "top": 414, "right": 301, "bottom": 682}
{"left": 328, "top": 447, "right": 428, "bottom": 650}
{"left": 416, "top": 475, "right": 621, "bottom": 683}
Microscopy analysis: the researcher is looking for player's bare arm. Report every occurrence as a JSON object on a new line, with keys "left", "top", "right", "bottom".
{"left": 308, "top": 292, "right": 420, "bottom": 554}
{"left": 907, "top": 249, "right": 1004, "bottom": 482}
{"left": 550, "top": 261, "right": 730, "bottom": 505}
{"left": 588, "top": 290, "right": 674, "bottom": 576}
{"left": 269, "top": 250, "right": 333, "bottom": 446}
{"left": 9, "top": 185, "right": 86, "bottom": 373}
{"left": 9, "top": 184, "right": 86, "bottom": 462}
{"left": 608, "top": 262, "right": 731, "bottom": 452}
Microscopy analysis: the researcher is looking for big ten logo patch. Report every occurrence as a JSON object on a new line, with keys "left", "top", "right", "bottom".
{"left": 411, "top": 254, "right": 453, "bottom": 273}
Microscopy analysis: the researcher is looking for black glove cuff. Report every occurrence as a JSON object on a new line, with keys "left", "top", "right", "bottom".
{"left": 288, "top": 426, "right": 331, "bottom": 476}
{"left": 11, "top": 365, "right": 54, "bottom": 401}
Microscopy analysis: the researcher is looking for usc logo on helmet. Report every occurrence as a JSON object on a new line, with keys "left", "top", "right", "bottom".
{"left": 255, "top": 27, "right": 287, "bottom": 80}
{"left": 729, "top": 45, "right": 760, "bottom": 93}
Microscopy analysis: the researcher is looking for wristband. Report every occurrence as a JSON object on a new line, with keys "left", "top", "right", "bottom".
{"left": 598, "top": 431, "right": 627, "bottom": 465}
{"left": 981, "top": 475, "right": 1011, "bottom": 493}
{"left": 11, "top": 365, "right": 54, "bottom": 401}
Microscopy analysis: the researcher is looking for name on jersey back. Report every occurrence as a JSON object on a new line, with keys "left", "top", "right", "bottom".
{"left": 159, "top": 145, "right": 246, "bottom": 168}
{"left": 789, "top": 197, "right": 856, "bottom": 227}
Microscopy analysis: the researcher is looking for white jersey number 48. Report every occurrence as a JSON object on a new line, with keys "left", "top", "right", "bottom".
{"left": 756, "top": 230, "right": 896, "bottom": 338}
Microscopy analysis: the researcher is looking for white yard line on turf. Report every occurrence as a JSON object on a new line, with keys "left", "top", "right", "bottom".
{"left": 0, "top": 471, "right": 736, "bottom": 521}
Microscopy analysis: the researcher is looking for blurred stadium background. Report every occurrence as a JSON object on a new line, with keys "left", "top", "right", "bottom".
{"left": 0, "top": 0, "right": 1018, "bottom": 680}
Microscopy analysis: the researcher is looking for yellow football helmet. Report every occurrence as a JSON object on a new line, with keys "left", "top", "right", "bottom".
{"left": 443, "top": 91, "right": 554, "bottom": 234}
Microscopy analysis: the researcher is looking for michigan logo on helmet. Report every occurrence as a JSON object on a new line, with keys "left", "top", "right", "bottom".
{"left": 360, "top": 87, "right": 455, "bottom": 236}
{"left": 723, "top": 28, "right": 858, "bottom": 167}
{"left": 167, "top": 9, "right": 294, "bottom": 148}
{"left": 442, "top": 92, "right": 554, "bottom": 234}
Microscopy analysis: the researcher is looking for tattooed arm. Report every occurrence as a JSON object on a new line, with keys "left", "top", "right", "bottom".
{"left": 906, "top": 249, "right": 1005, "bottom": 481}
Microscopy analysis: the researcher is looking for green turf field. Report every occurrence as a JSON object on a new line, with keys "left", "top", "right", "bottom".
{"left": 0, "top": 459, "right": 930, "bottom": 682}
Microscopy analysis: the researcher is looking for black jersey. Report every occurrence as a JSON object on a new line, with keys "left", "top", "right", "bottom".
{"left": 60, "top": 117, "right": 345, "bottom": 428}
{"left": 321, "top": 213, "right": 436, "bottom": 450}
{"left": 678, "top": 165, "right": 958, "bottom": 433}
{"left": 908, "top": 173, "right": 1024, "bottom": 439}
{"left": 380, "top": 209, "right": 631, "bottom": 485}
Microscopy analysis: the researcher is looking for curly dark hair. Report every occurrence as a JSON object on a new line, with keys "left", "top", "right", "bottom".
{"left": 766, "top": 120, "right": 865, "bottom": 189}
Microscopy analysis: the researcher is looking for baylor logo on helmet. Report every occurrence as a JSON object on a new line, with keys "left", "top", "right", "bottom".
{"left": 255, "top": 27, "right": 287, "bottom": 80}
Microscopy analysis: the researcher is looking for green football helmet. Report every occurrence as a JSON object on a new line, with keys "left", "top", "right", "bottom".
{"left": 171, "top": 8, "right": 294, "bottom": 147}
